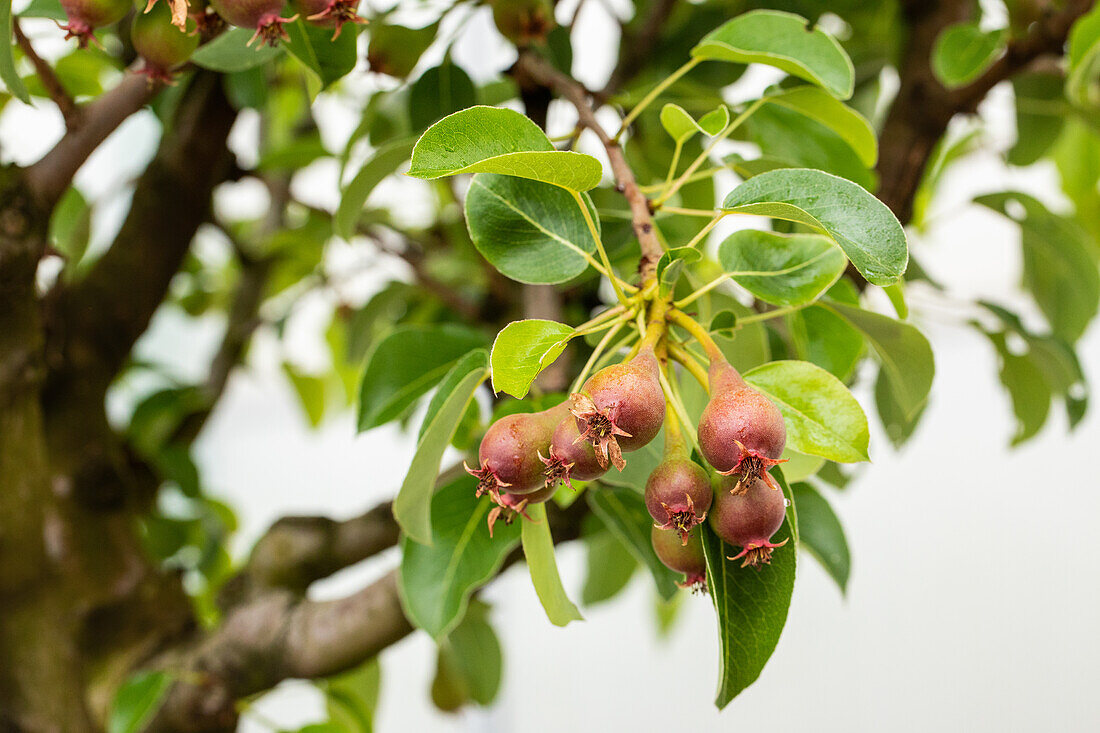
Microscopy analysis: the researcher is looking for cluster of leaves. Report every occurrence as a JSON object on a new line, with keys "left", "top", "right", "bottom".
{"left": 7, "top": 0, "right": 1096, "bottom": 728}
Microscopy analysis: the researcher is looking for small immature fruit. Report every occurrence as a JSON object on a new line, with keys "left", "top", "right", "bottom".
{"left": 59, "top": 0, "right": 131, "bottom": 48}
{"left": 132, "top": 1, "right": 200, "bottom": 83}
{"left": 539, "top": 416, "right": 607, "bottom": 491}
{"left": 644, "top": 458, "right": 712, "bottom": 543}
{"left": 209, "top": 0, "right": 297, "bottom": 46}
{"left": 293, "top": 0, "right": 366, "bottom": 39}
{"left": 570, "top": 348, "right": 665, "bottom": 471}
{"left": 465, "top": 403, "right": 566, "bottom": 503}
{"left": 652, "top": 526, "right": 706, "bottom": 591}
{"left": 697, "top": 356, "right": 786, "bottom": 493}
{"left": 490, "top": 0, "right": 554, "bottom": 45}
{"left": 708, "top": 476, "right": 788, "bottom": 569}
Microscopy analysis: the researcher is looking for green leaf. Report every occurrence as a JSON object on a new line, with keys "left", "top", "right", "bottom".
{"left": 409, "top": 62, "right": 478, "bottom": 132}
{"left": 659, "top": 103, "right": 729, "bottom": 143}
{"left": 975, "top": 192, "right": 1099, "bottom": 343}
{"left": 324, "top": 660, "right": 380, "bottom": 733}
{"left": 418, "top": 349, "right": 489, "bottom": 442}
{"left": 721, "top": 168, "right": 908, "bottom": 285}
{"left": 393, "top": 365, "right": 487, "bottom": 545}
{"left": 718, "top": 230, "right": 846, "bottom": 306}
{"left": 985, "top": 331, "right": 1052, "bottom": 445}
{"left": 436, "top": 601, "right": 503, "bottom": 706}
{"left": 656, "top": 246, "right": 703, "bottom": 297}
{"left": 489, "top": 319, "right": 574, "bottom": 398}
{"left": 108, "top": 671, "right": 173, "bottom": 733}
{"left": 1008, "top": 73, "right": 1067, "bottom": 166}
{"left": 931, "top": 22, "right": 1005, "bottom": 89}
{"left": 746, "top": 103, "right": 873, "bottom": 189}
{"left": 744, "top": 360, "right": 870, "bottom": 463}
{"left": 191, "top": 28, "right": 282, "bottom": 72}
{"left": 1, "top": 0, "right": 30, "bottom": 103}
{"left": 582, "top": 521, "right": 638, "bottom": 605}
{"left": 787, "top": 304, "right": 864, "bottom": 381}
{"left": 587, "top": 487, "right": 680, "bottom": 601}
{"left": 521, "top": 502, "right": 583, "bottom": 626}
{"left": 701, "top": 516, "right": 796, "bottom": 709}
{"left": 1067, "top": 4, "right": 1100, "bottom": 107}
{"left": 408, "top": 106, "right": 602, "bottom": 191}
{"left": 335, "top": 137, "right": 416, "bottom": 239}
{"left": 465, "top": 173, "right": 599, "bottom": 284}
{"left": 763, "top": 87, "right": 877, "bottom": 167}
{"left": 284, "top": 19, "right": 358, "bottom": 89}
{"left": 791, "top": 482, "right": 849, "bottom": 593}
{"left": 828, "top": 302, "right": 934, "bottom": 420}
{"left": 284, "top": 363, "right": 327, "bottom": 427}
{"left": 49, "top": 187, "right": 91, "bottom": 266}
{"left": 357, "top": 325, "right": 486, "bottom": 432}
{"left": 399, "top": 477, "right": 521, "bottom": 636}
{"left": 692, "top": 10, "right": 854, "bottom": 99}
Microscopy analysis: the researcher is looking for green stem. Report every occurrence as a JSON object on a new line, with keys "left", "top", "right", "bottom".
{"left": 658, "top": 367, "right": 700, "bottom": 454}
{"left": 674, "top": 273, "right": 728, "bottom": 308}
{"left": 667, "top": 342, "right": 708, "bottom": 391}
{"left": 666, "top": 308, "right": 723, "bottom": 362}
{"left": 655, "top": 206, "right": 719, "bottom": 217}
{"left": 737, "top": 305, "right": 804, "bottom": 325}
{"left": 572, "top": 190, "right": 631, "bottom": 306}
{"left": 638, "top": 167, "right": 724, "bottom": 194}
{"left": 615, "top": 57, "right": 702, "bottom": 140}
{"left": 662, "top": 140, "right": 684, "bottom": 193}
{"left": 653, "top": 98, "right": 765, "bottom": 206}
{"left": 570, "top": 318, "right": 628, "bottom": 393}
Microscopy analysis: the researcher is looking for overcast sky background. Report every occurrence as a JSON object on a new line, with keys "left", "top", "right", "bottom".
{"left": 3, "top": 1, "right": 1099, "bottom": 730}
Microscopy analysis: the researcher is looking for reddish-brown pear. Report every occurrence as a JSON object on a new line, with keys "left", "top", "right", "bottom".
{"left": 465, "top": 403, "right": 567, "bottom": 503}
{"left": 708, "top": 475, "right": 788, "bottom": 569}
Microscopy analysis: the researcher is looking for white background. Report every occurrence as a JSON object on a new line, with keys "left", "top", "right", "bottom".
{"left": 3, "top": 2, "right": 1099, "bottom": 731}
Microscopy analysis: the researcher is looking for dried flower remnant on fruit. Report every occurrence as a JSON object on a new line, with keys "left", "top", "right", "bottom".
{"left": 464, "top": 461, "right": 510, "bottom": 505}
{"left": 644, "top": 458, "right": 712, "bottom": 544}
{"left": 296, "top": 0, "right": 367, "bottom": 39}
{"left": 59, "top": 0, "right": 131, "bottom": 48}
{"left": 539, "top": 446, "right": 575, "bottom": 491}
{"left": 569, "top": 392, "right": 630, "bottom": 471}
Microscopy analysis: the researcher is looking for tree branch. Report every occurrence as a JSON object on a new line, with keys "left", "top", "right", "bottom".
{"left": 149, "top": 498, "right": 590, "bottom": 732}
{"left": 24, "top": 73, "right": 162, "bottom": 209}
{"left": 13, "top": 19, "right": 80, "bottom": 131}
{"left": 513, "top": 52, "right": 664, "bottom": 280}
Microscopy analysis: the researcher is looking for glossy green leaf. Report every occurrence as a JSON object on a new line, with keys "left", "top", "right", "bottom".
{"left": 393, "top": 365, "right": 488, "bottom": 545}
{"left": 721, "top": 168, "right": 908, "bottom": 285}
{"left": 718, "top": 230, "right": 846, "bottom": 306}
{"left": 744, "top": 360, "right": 870, "bottom": 463}
{"left": 791, "top": 482, "right": 849, "bottom": 593}
{"left": 465, "top": 173, "right": 599, "bottom": 284}
{"left": 787, "top": 305, "right": 864, "bottom": 381}
{"left": 357, "top": 325, "right": 486, "bottom": 432}
{"left": 399, "top": 477, "right": 521, "bottom": 636}
{"left": 975, "top": 192, "right": 1099, "bottom": 343}
{"left": 335, "top": 138, "right": 416, "bottom": 239}
{"left": 408, "top": 106, "right": 602, "bottom": 191}
{"left": 490, "top": 319, "right": 574, "bottom": 398}
{"left": 521, "top": 502, "right": 583, "bottom": 626}
{"left": 1, "top": 0, "right": 30, "bottom": 103}
{"left": 763, "top": 87, "right": 877, "bottom": 167}
{"left": 284, "top": 19, "right": 357, "bottom": 89}
{"left": 659, "top": 103, "right": 729, "bottom": 143}
{"left": 932, "top": 22, "right": 1005, "bottom": 89}
{"left": 418, "top": 349, "right": 489, "bottom": 442}
{"left": 324, "top": 660, "right": 380, "bottom": 733}
{"left": 108, "top": 671, "right": 173, "bottom": 733}
{"left": 692, "top": 10, "right": 854, "bottom": 99}
{"left": 828, "top": 302, "right": 935, "bottom": 420}
{"left": 701, "top": 515, "right": 796, "bottom": 709}
{"left": 409, "top": 62, "right": 478, "bottom": 131}
{"left": 1067, "top": 4, "right": 1100, "bottom": 107}
{"left": 191, "top": 28, "right": 281, "bottom": 72}
{"left": 587, "top": 486, "right": 680, "bottom": 600}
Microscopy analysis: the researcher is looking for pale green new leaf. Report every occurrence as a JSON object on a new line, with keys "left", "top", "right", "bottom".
{"left": 692, "top": 10, "right": 854, "bottom": 99}
{"left": 763, "top": 86, "right": 877, "bottom": 167}
{"left": 659, "top": 103, "right": 730, "bottom": 143}
{"left": 744, "top": 360, "right": 870, "bottom": 463}
{"left": 722, "top": 168, "right": 908, "bottom": 286}
{"left": 931, "top": 22, "right": 1006, "bottom": 89}
{"left": 490, "top": 319, "right": 574, "bottom": 398}
{"left": 718, "top": 230, "right": 846, "bottom": 306}
{"left": 1066, "top": 4, "right": 1100, "bottom": 107}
